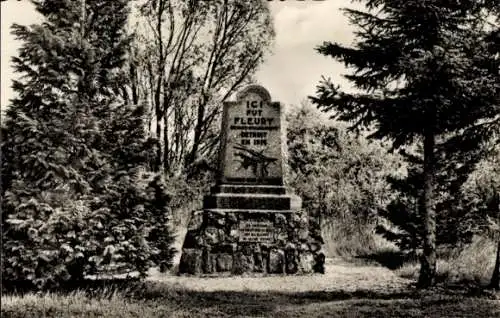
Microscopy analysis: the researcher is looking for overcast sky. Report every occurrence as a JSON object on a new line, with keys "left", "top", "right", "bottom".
{"left": 1, "top": 0, "right": 361, "bottom": 109}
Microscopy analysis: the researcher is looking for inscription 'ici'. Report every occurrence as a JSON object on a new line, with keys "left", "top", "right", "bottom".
{"left": 246, "top": 100, "right": 263, "bottom": 116}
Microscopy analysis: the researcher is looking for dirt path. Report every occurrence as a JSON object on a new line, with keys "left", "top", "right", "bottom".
{"left": 139, "top": 259, "right": 499, "bottom": 318}
{"left": 117, "top": 231, "right": 500, "bottom": 317}
{"left": 146, "top": 258, "right": 411, "bottom": 294}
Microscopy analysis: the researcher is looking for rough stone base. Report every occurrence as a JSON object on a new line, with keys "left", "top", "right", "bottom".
{"left": 178, "top": 209, "right": 325, "bottom": 275}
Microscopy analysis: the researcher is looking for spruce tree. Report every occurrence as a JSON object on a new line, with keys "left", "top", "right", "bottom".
{"left": 311, "top": 0, "right": 499, "bottom": 287}
{"left": 377, "top": 150, "right": 476, "bottom": 255}
{"left": 2, "top": 0, "right": 175, "bottom": 288}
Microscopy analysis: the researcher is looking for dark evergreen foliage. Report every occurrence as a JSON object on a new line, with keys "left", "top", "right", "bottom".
{"left": 376, "top": 160, "right": 476, "bottom": 253}
{"left": 2, "top": 0, "right": 175, "bottom": 289}
{"left": 311, "top": 0, "right": 499, "bottom": 287}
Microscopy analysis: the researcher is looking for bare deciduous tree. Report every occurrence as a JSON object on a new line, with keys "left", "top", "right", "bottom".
{"left": 130, "top": 0, "right": 274, "bottom": 175}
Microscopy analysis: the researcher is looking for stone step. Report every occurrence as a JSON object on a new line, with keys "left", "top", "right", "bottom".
{"left": 203, "top": 192, "right": 301, "bottom": 210}
{"left": 210, "top": 184, "right": 287, "bottom": 195}
{"left": 204, "top": 208, "right": 298, "bottom": 213}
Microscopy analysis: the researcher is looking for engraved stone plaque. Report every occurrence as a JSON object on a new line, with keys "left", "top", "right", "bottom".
{"left": 239, "top": 220, "right": 274, "bottom": 243}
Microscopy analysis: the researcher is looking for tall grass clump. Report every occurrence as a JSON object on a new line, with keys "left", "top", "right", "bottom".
{"left": 397, "top": 236, "right": 496, "bottom": 285}
{"left": 286, "top": 102, "right": 403, "bottom": 259}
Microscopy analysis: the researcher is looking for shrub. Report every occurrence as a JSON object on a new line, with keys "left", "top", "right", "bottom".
{"left": 286, "top": 102, "right": 402, "bottom": 257}
{"left": 377, "top": 146, "right": 500, "bottom": 254}
{"left": 1, "top": 0, "right": 176, "bottom": 289}
{"left": 2, "top": 171, "right": 176, "bottom": 288}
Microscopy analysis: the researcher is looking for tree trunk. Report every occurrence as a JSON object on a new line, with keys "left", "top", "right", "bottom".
{"left": 154, "top": 0, "right": 165, "bottom": 172}
{"left": 163, "top": 82, "right": 170, "bottom": 174}
{"left": 489, "top": 192, "right": 500, "bottom": 290}
{"left": 490, "top": 240, "right": 500, "bottom": 290}
{"left": 187, "top": 94, "right": 207, "bottom": 167}
{"left": 155, "top": 93, "right": 163, "bottom": 172}
{"left": 417, "top": 128, "right": 437, "bottom": 288}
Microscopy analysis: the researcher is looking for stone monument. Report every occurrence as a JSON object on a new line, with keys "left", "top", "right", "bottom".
{"left": 178, "top": 85, "right": 325, "bottom": 275}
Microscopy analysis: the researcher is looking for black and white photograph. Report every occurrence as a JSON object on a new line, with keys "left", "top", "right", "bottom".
{"left": 1, "top": 0, "right": 499, "bottom": 317}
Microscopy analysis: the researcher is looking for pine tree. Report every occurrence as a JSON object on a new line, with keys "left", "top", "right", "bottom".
{"left": 2, "top": 0, "right": 175, "bottom": 289}
{"left": 311, "top": 0, "right": 499, "bottom": 288}
{"left": 376, "top": 149, "right": 477, "bottom": 255}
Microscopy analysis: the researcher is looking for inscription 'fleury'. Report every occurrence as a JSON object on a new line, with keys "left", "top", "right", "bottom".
{"left": 234, "top": 117, "right": 274, "bottom": 125}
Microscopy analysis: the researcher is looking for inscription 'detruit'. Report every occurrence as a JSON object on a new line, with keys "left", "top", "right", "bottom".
{"left": 239, "top": 220, "right": 274, "bottom": 243}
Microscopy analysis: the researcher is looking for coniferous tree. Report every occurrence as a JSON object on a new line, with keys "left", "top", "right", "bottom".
{"left": 377, "top": 150, "right": 477, "bottom": 255}
{"left": 2, "top": 0, "right": 175, "bottom": 289}
{"left": 312, "top": 0, "right": 499, "bottom": 287}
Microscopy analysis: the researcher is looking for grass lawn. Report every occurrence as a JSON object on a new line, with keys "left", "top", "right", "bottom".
{"left": 2, "top": 259, "right": 499, "bottom": 317}
{"left": 2, "top": 286, "right": 499, "bottom": 318}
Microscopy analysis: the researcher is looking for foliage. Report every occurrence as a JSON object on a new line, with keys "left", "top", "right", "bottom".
{"left": 376, "top": 144, "right": 500, "bottom": 254}
{"left": 130, "top": 0, "right": 275, "bottom": 174}
{"left": 460, "top": 147, "right": 500, "bottom": 289}
{"left": 286, "top": 101, "right": 402, "bottom": 256}
{"left": 164, "top": 170, "right": 214, "bottom": 227}
{"left": 2, "top": 0, "right": 175, "bottom": 289}
{"left": 311, "top": 0, "right": 499, "bottom": 287}
{"left": 460, "top": 147, "right": 500, "bottom": 235}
